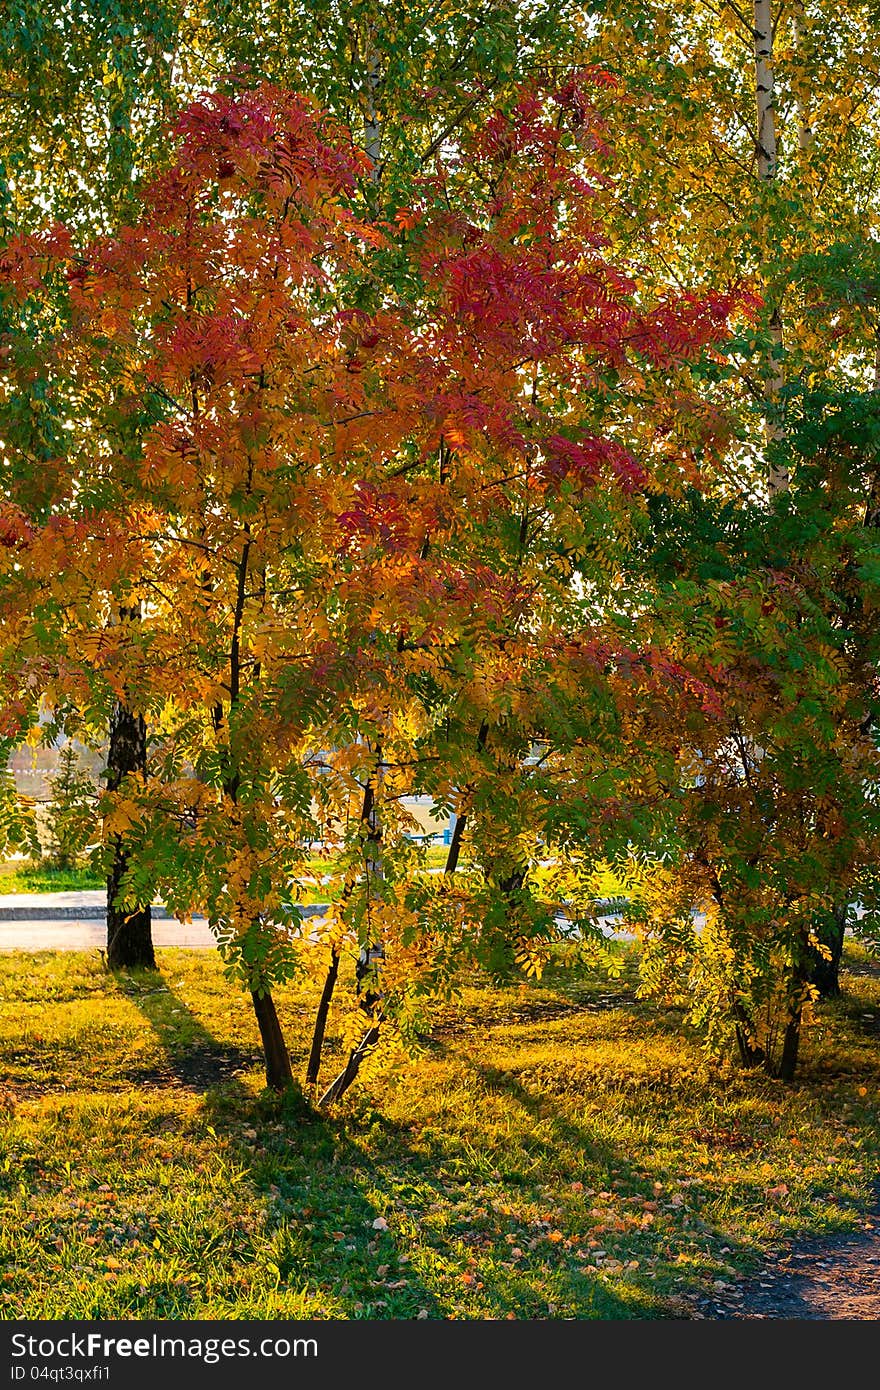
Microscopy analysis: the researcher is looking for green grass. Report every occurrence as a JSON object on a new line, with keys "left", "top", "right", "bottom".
{"left": 0, "top": 862, "right": 105, "bottom": 894}
{"left": 0, "top": 944, "right": 878, "bottom": 1320}
{"left": 294, "top": 846, "right": 449, "bottom": 904}
{"left": 0, "top": 847, "right": 450, "bottom": 901}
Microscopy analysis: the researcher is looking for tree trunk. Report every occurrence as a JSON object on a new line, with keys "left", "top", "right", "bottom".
{"left": 315, "top": 735, "right": 474, "bottom": 1103}
{"left": 754, "top": 0, "right": 778, "bottom": 185}
{"left": 362, "top": 23, "right": 383, "bottom": 184}
{"left": 776, "top": 1001, "right": 802, "bottom": 1082}
{"left": 318, "top": 1022, "right": 381, "bottom": 1106}
{"left": 443, "top": 721, "right": 488, "bottom": 875}
{"left": 753, "top": 0, "right": 788, "bottom": 490}
{"left": 305, "top": 946, "right": 340, "bottom": 1090}
{"left": 772, "top": 947, "right": 809, "bottom": 1082}
{"left": 444, "top": 811, "right": 467, "bottom": 874}
{"left": 809, "top": 904, "right": 846, "bottom": 997}
{"left": 251, "top": 987, "right": 294, "bottom": 1091}
{"left": 734, "top": 1003, "right": 766, "bottom": 1069}
{"left": 305, "top": 765, "right": 383, "bottom": 1092}
{"left": 105, "top": 697, "right": 154, "bottom": 970}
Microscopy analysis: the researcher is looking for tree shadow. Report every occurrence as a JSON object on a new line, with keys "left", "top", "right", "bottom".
{"left": 114, "top": 969, "right": 451, "bottom": 1318}
{"left": 114, "top": 971, "right": 646, "bottom": 1317}
{"left": 112, "top": 969, "right": 263, "bottom": 1091}
{"left": 118, "top": 964, "right": 871, "bottom": 1321}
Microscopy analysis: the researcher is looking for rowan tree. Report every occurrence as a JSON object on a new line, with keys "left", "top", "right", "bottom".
{"left": 0, "top": 77, "right": 743, "bottom": 1095}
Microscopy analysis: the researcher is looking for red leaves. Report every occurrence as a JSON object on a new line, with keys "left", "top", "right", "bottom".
{"left": 445, "top": 246, "right": 528, "bottom": 330}
{"left": 0, "top": 505, "right": 33, "bottom": 550}
{"left": 338, "top": 484, "right": 416, "bottom": 555}
{"left": 0, "top": 225, "right": 71, "bottom": 300}
{"left": 631, "top": 292, "right": 737, "bottom": 366}
{"left": 168, "top": 85, "right": 366, "bottom": 206}
{"left": 542, "top": 435, "right": 647, "bottom": 494}
{"left": 0, "top": 698, "right": 28, "bottom": 738}
{"left": 154, "top": 312, "right": 264, "bottom": 391}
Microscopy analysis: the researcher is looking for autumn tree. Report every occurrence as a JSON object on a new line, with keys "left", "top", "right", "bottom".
{"left": 0, "top": 2, "right": 588, "bottom": 970}
{"left": 562, "top": 1, "right": 880, "bottom": 1069}
{"left": 0, "top": 74, "right": 745, "bottom": 1095}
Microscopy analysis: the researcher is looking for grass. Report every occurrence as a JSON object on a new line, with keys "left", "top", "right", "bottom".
{"left": 0, "top": 943, "right": 878, "bottom": 1320}
{"left": 0, "top": 847, "right": 450, "bottom": 901}
{"left": 0, "top": 862, "right": 105, "bottom": 894}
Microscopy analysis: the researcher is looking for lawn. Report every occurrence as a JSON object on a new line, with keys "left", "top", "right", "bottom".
{"left": 0, "top": 848, "right": 451, "bottom": 899}
{"left": 0, "top": 862, "right": 105, "bottom": 894}
{"left": 0, "top": 944, "right": 878, "bottom": 1320}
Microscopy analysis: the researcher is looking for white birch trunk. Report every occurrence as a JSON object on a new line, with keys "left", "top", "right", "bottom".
{"left": 754, "top": 0, "right": 778, "bottom": 182}
{"left": 792, "top": 2, "right": 813, "bottom": 153}
{"left": 754, "top": 0, "right": 788, "bottom": 491}
{"left": 363, "top": 24, "right": 382, "bottom": 186}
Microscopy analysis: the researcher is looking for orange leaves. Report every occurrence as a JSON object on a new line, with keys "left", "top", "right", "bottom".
{"left": 0, "top": 77, "right": 759, "bottom": 1101}
{"left": 101, "top": 798, "right": 140, "bottom": 838}
{"left": 393, "top": 208, "right": 420, "bottom": 232}
{"left": 0, "top": 503, "right": 33, "bottom": 552}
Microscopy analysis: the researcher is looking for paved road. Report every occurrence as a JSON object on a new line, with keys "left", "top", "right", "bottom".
{"left": 0, "top": 890, "right": 177, "bottom": 921}
{"left": 0, "top": 918, "right": 218, "bottom": 951}
{"left": 0, "top": 892, "right": 331, "bottom": 952}
{"left": 0, "top": 890, "right": 644, "bottom": 953}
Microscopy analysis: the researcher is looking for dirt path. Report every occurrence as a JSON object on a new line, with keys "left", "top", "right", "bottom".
{"left": 690, "top": 1205, "right": 880, "bottom": 1319}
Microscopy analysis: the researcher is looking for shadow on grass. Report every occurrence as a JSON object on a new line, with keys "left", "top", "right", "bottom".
{"left": 115, "top": 970, "right": 649, "bottom": 1318}
{"left": 112, "top": 969, "right": 263, "bottom": 1090}
{"left": 429, "top": 1038, "right": 769, "bottom": 1318}
{"left": 114, "top": 968, "right": 453, "bottom": 1318}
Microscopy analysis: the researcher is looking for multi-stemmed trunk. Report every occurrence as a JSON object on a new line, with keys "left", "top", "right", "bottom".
{"left": 775, "top": 941, "right": 812, "bottom": 1082}
{"left": 808, "top": 904, "right": 846, "bottom": 998}
{"left": 221, "top": 522, "right": 294, "bottom": 1092}
{"left": 315, "top": 768, "right": 385, "bottom": 1105}
{"left": 305, "top": 944, "right": 341, "bottom": 1090}
{"left": 105, "top": 695, "right": 154, "bottom": 970}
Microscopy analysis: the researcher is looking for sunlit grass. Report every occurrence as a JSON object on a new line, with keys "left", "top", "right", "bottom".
{"left": 0, "top": 944, "right": 877, "bottom": 1319}
{"left": 0, "top": 847, "right": 450, "bottom": 900}
{"left": 0, "top": 862, "right": 105, "bottom": 894}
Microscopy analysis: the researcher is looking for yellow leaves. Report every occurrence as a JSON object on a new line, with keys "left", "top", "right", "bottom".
{"left": 102, "top": 798, "right": 139, "bottom": 837}
{"left": 100, "top": 63, "right": 125, "bottom": 91}
{"left": 514, "top": 938, "right": 550, "bottom": 980}
{"left": 815, "top": 643, "right": 846, "bottom": 676}
{"left": 76, "top": 630, "right": 121, "bottom": 666}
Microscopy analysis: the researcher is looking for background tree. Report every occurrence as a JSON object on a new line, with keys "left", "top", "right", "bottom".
{"left": 41, "top": 742, "right": 98, "bottom": 873}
